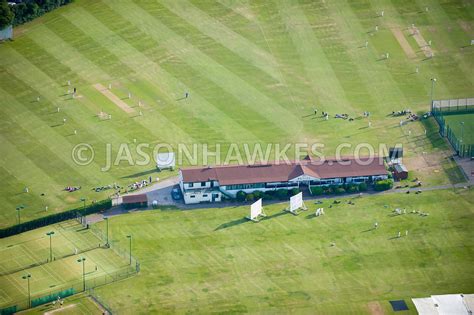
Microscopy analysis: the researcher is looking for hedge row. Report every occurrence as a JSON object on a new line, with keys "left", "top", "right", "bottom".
{"left": 0, "top": 199, "right": 112, "bottom": 238}
{"left": 235, "top": 188, "right": 300, "bottom": 202}
{"left": 374, "top": 179, "right": 393, "bottom": 191}
{"left": 310, "top": 183, "right": 368, "bottom": 195}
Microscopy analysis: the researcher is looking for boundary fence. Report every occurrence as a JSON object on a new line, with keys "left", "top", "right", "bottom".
{"left": 432, "top": 98, "right": 474, "bottom": 158}
{"left": 89, "top": 288, "right": 114, "bottom": 314}
{"left": 81, "top": 216, "right": 141, "bottom": 271}
{"left": 0, "top": 265, "right": 136, "bottom": 315}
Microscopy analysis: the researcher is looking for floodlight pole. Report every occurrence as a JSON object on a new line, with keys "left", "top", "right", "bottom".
{"left": 105, "top": 217, "right": 109, "bottom": 247}
{"left": 22, "top": 274, "right": 31, "bottom": 308}
{"left": 46, "top": 231, "right": 55, "bottom": 262}
{"left": 16, "top": 207, "right": 21, "bottom": 224}
{"left": 77, "top": 257, "right": 86, "bottom": 292}
{"left": 460, "top": 122, "right": 464, "bottom": 143}
{"left": 430, "top": 78, "right": 437, "bottom": 110}
{"left": 127, "top": 235, "right": 132, "bottom": 265}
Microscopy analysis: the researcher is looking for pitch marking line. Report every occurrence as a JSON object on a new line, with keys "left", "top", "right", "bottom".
{"left": 93, "top": 83, "right": 135, "bottom": 114}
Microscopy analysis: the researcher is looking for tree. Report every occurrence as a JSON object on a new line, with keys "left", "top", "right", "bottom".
{"left": 0, "top": 0, "right": 14, "bottom": 29}
{"left": 358, "top": 182, "right": 368, "bottom": 191}
{"left": 236, "top": 191, "right": 246, "bottom": 202}
{"left": 289, "top": 188, "right": 300, "bottom": 196}
{"left": 276, "top": 189, "right": 288, "bottom": 200}
{"left": 311, "top": 186, "right": 323, "bottom": 195}
{"left": 245, "top": 193, "right": 255, "bottom": 202}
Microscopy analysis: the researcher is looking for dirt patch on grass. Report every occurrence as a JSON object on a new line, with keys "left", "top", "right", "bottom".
{"left": 232, "top": 6, "right": 255, "bottom": 21}
{"left": 410, "top": 26, "right": 434, "bottom": 58}
{"left": 367, "top": 301, "right": 384, "bottom": 315}
{"left": 459, "top": 21, "right": 473, "bottom": 37}
{"left": 93, "top": 83, "right": 134, "bottom": 114}
{"left": 391, "top": 28, "right": 416, "bottom": 59}
{"left": 404, "top": 156, "right": 429, "bottom": 171}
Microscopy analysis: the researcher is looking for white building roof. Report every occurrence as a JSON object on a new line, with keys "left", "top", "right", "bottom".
{"left": 413, "top": 294, "right": 472, "bottom": 315}
{"left": 432, "top": 294, "right": 469, "bottom": 315}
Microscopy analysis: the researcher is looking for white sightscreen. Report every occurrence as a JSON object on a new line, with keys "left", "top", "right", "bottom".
{"left": 289, "top": 192, "right": 303, "bottom": 211}
{"left": 156, "top": 152, "right": 175, "bottom": 168}
{"left": 250, "top": 198, "right": 262, "bottom": 220}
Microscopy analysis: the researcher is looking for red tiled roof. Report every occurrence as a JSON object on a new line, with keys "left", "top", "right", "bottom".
{"left": 180, "top": 157, "right": 386, "bottom": 185}
{"left": 123, "top": 194, "right": 148, "bottom": 204}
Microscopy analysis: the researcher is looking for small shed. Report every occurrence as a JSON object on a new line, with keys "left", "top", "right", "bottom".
{"left": 393, "top": 163, "right": 408, "bottom": 180}
{"left": 0, "top": 25, "right": 13, "bottom": 41}
{"left": 122, "top": 194, "right": 148, "bottom": 209}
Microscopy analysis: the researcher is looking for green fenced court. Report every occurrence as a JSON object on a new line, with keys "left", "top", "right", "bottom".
{"left": 432, "top": 98, "right": 474, "bottom": 157}
{"left": 444, "top": 114, "right": 474, "bottom": 145}
{"left": 0, "top": 220, "right": 136, "bottom": 314}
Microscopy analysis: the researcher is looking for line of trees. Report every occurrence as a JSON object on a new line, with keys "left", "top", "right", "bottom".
{"left": 0, "top": 0, "right": 73, "bottom": 29}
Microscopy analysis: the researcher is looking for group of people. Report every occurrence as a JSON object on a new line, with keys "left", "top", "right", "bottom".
{"left": 313, "top": 109, "right": 371, "bottom": 122}
{"left": 335, "top": 113, "right": 352, "bottom": 120}
{"left": 128, "top": 177, "right": 155, "bottom": 192}
{"left": 391, "top": 109, "right": 412, "bottom": 116}
{"left": 92, "top": 183, "right": 121, "bottom": 193}
{"left": 406, "top": 113, "right": 419, "bottom": 121}
{"left": 64, "top": 186, "right": 81, "bottom": 192}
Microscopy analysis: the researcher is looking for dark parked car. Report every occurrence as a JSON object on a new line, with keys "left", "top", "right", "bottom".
{"left": 171, "top": 188, "right": 182, "bottom": 200}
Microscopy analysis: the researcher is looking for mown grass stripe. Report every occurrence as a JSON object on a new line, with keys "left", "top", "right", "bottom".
{"left": 0, "top": 82, "right": 115, "bottom": 186}
{"left": 64, "top": 5, "right": 254, "bottom": 144}
{"left": 160, "top": 0, "right": 283, "bottom": 83}
{"left": 135, "top": 1, "right": 296, "bottom": 114}
{"left": 275, "top": 1, "right": 355, "bottom": 114}
{"left": 25, "top": 27, "right": 195, "bottom": 146}
{"left": 99, "top": 0, "right": 301, "bottom": 136}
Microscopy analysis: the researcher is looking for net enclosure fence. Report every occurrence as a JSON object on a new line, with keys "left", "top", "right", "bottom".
{"left": 432, "top": 98, "right": 474, "bottom": 158}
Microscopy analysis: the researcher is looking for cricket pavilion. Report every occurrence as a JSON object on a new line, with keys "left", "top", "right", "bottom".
{"left": 179, "top": 155, "right": 388, "bottom": 204}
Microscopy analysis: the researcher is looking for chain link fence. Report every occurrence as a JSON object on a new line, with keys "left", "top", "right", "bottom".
{"left": 1, "top": 219, "right": 139, "bottom": 315}
{"left": 432, "top": 98, "right": 474, "bottom": 158}
{"left": 0, "top": 265, "right": 137, "bottom": 315}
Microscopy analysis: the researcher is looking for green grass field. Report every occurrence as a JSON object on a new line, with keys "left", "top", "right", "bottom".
{"left": 0, "top": 0, "right": 473, "bottom": 227}
{"left": 0, "top": 220, "right": 133, "bottom": 311}
{"left": 444, "top": 113, "right": 474, "bottom": 144}
{"left": 86, "top": 188, "right": 474, "bottom": 313}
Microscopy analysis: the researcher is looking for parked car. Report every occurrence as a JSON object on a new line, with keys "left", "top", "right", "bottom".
{"left": 171, "top": 188, "right": 182, "bottom": 200}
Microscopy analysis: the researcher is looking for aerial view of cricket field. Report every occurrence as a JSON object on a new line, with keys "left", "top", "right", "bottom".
{"left": 0, "top": 0, "right": 473, "bottom": 314}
